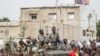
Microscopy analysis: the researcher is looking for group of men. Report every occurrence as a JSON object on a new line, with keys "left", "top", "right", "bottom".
{"left": 69, "top": 39, "right": 100, "bottom": 56}
{"left": 1, "top": 26, "right": 100, "bottom": 56}
{"left": 1, "top": 26, "right": 61, "bottom": 56}
{"left": 38, "top": 26, "right": 60, "bottom": 50}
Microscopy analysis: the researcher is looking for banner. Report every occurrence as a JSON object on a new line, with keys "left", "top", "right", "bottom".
{"left": 75, "top": 0, "right": 83, "bottom": 4}
{"left": 83, "top": 0, "right": 89, "bottom": 5}
{"left": 75, "top": 0, "right": 89, "bottom": 5}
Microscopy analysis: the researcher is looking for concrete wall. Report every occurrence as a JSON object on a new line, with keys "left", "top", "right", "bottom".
{"left": 0, "top": 22, "right": 20, "bottom": 38}
{"left": 20, "top": 6, "right": 81, "bottom": 40}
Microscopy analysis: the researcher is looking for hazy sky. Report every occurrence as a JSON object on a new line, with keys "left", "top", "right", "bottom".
{"left": 0, "top": 0, "right": 100, "bottom": 21}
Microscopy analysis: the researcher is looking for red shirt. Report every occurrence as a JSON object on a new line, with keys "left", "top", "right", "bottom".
{"left": 69, "top": 50, "right": 79, "bottom": 56}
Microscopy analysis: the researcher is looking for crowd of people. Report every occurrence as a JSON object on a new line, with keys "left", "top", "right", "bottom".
{"left": 0, "top": 26, "right": 100, "bottom": 56}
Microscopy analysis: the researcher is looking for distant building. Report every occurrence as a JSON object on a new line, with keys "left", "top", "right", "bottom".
{"left": 0, "top": 22, "right": 20, "bottom": 38}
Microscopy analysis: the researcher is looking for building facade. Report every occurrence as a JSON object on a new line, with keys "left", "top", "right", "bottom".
{"left": 20, "top": 5, "right": 96, "bottom": 41}
{"left": 0, "top": 5, "right": 96, "bottom": 41}
{"left": 80, "top": 5, "right": 97, "bottom": 41}
{"left": 0, "top": 22, "right": 20, "bottom": 39}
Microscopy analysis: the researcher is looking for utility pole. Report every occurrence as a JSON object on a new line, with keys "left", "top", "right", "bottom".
{"left": 7, "top": 21, "right": 8, "bottom": 38}
{"left": 5, "top": 20, "right": 9, "bottom": 41}
{"left": 56, "top": 0, "right": 58, "bottom": 33}
{"left": 88, "top": 13, "right": 92, "bottom": 40}
{"left": 56, "top": 0, "right": 58, "bottom": 22}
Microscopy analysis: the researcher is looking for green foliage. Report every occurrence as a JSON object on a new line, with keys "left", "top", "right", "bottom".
{"left": 0, "top": 17, "right": 10, "bottom": 22}
{"left": 18, "top": 25, "right": 28, "bottom": 38}
{"left": 96, "top": 20, "right": 100, "bottom": 38}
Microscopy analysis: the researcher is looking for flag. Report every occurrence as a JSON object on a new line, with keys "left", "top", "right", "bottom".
{"left": 75, "top": 0, "right": 89, "bottom": 5}
{"left": 69, "top": 51, "right": 79, "bottom": 56}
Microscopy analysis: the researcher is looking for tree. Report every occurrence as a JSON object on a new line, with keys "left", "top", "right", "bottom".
{"left": 0, "top": 17, "right": 10, "bottom": 22}
{"left": 18, "top": 25, "right": 28, "bottom": 38}
{"left": 96, "top": 20, "right": 100, "bottom": 39}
